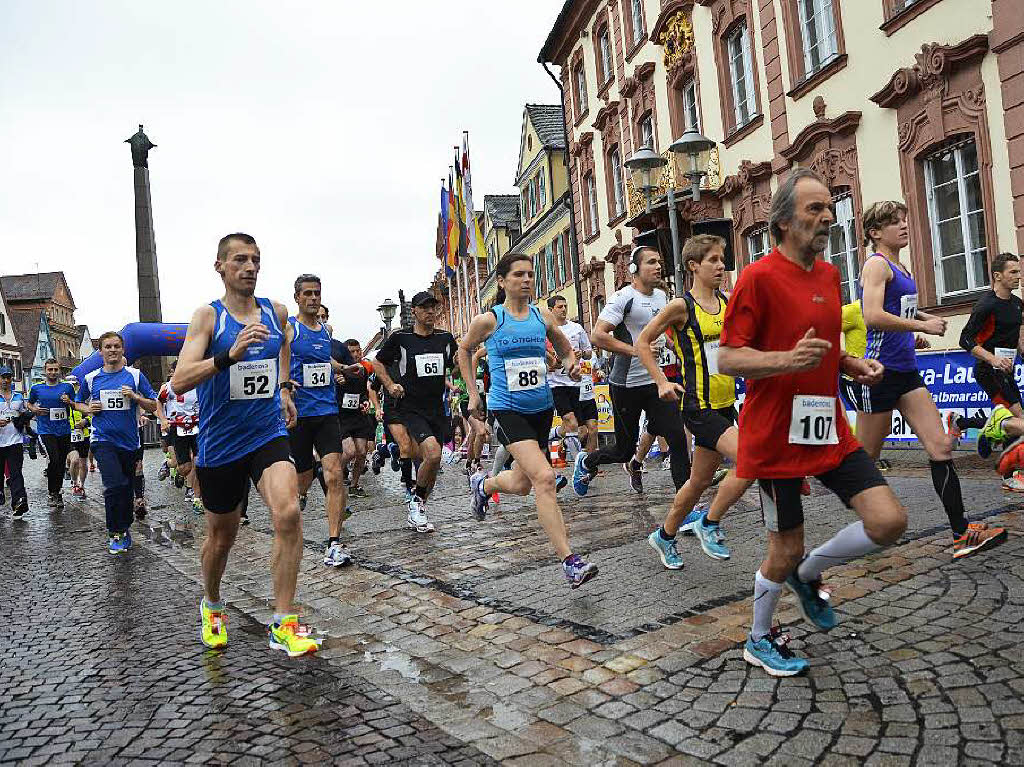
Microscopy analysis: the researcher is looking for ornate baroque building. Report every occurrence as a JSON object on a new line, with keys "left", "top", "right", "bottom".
{"left": 540, "top": 0, "right": 1024, "bottom": 343}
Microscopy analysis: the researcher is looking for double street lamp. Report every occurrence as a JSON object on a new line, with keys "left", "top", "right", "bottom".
{"left": 625, "top": 127, "right": 717, "bottom": 295}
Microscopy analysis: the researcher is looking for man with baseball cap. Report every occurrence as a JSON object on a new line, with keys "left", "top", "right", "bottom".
{"left": 372, "top": 291, "right": 458, "bottom": 533}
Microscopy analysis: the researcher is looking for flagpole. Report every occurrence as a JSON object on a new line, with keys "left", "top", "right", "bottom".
{"left": 464, "top": 131, "right": 483, "bottom": 313}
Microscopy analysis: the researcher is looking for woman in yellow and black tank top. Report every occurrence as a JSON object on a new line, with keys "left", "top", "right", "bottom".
{"left": 672, "top": 291, "right": 736, "bottom": 412}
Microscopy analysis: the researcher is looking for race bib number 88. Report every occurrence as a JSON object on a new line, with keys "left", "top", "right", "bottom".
{"left": 505, "top": 357, "right": 546, "bottom": 392}
{"left": 230, "top": 359, "right": 277, "bottom": 400}
{"left": 788, "top": 395, "right": 839, "bottom": 445}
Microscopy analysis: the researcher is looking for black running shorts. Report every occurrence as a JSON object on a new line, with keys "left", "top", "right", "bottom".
{"left": 855, "top": 369, "right": 926, "bottom": 414}
{"left": 577, "top": 398, "right": 599, "bottom": 424}
{"left": 683, "top": 404, "right": 737, "bottom": 451}
{"left": 974, "top": 362, "right": 1022, "bottom": 409}
{"left": 173, "top": 433, "right": 198, "bottom": 466}
{"left": 288, "top": 414, "right": 342, "bottom": 473}
{"left": 398, "top": 406, "right": 450, "bottom": 446}
{"left": 758, "top": 448, "right": 887, "bottom": 532}
{"left": 491, "top": 408, "right": 554, "bottom": 453}
{"left": 196, "top": 436, "right": 292, "bottom": 514}
{"left": 551, "top": 385, "right": 581, "bottom": 418}
{"left": 339, "top": 411, "right": 376, "bottom": 442}
{"left": 839, "top": 376, "right": 863, "bottom": 412}
{"left": 70, "top": 438, "right": 90, "bottom": 456}
{"left": 160, "top": 426, "right": 176, "bottom": 450}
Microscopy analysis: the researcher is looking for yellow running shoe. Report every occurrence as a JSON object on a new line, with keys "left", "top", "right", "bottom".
{"left": 268, "top": 615, "right": 320, "bottom": 657}
{"left": 200, "top": 600, "right": 228, "bottom": 650}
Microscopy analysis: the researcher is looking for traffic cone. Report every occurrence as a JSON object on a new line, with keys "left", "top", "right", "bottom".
{"left": 550, "top": 439, "right": 567, "bottom": 468}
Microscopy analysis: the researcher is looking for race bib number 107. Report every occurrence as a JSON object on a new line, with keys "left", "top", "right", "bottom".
{"left": 788, "top": 395, "right": 839, "bottom": 445}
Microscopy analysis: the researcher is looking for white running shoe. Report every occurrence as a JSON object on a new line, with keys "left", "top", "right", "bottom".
{"left": 407, "top": 497, "right": 435, "bottom": 533}
{"left": 323, "top": 541, "right": 352, "bottom": 567}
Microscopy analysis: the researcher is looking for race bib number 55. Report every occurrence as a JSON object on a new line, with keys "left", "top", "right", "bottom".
{"left": 788, "top": 395, "right": 839, "bottom": 445}
{"left": 230, "top": 359, "right": 277, "bottom": 400}
{"left": 100, "top": 389, "right": 130, "bottom": 411}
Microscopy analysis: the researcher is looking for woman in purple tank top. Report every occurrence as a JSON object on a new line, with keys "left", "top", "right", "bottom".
{"left": 853, "top": 201, "right": 1005, "bottom": 558}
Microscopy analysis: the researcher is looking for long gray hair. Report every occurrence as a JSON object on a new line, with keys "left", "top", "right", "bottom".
{"left": 768, "top": 167, "right": 828, "bottom": 243}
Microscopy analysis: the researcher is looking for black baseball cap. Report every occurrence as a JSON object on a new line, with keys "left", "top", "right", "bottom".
{"left": 410, "top": 291, "right": 439, "bottom": 307}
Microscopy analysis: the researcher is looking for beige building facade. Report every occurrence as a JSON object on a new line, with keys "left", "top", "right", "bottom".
{"left": 541, "top": 0, "right": 1024, "bottom": 345}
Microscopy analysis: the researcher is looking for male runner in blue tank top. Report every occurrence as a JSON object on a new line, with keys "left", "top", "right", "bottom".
{"left": 287, "top": 274, "right": 358, "bottom": 569}
{"left": 856, "top": 201, "right": 1006, "bottom": 560}
{"left": 172, "top": 233, "right": 319, "bottom": 657}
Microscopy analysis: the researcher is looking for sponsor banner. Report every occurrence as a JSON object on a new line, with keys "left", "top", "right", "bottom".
{"left": 552, "top": 384, "right": 616, "bottom": 434}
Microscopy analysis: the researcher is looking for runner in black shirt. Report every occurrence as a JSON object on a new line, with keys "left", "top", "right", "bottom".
{"left": 959, "top": 253, "right": 1024, "bottom": 418}
{"left": 373, "top": 291, "right": 458, "bottom": 533}
{"left": 334, "top": 339, "right": 376, "bottom": 497}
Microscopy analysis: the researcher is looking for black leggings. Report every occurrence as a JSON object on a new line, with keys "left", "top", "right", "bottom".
{"left": 582, "top": 383, "right": 690, "bottom": 489}
{"left": 41, "top": 434, "right": 71, "bottom": 495}
{"left": 0, "top": 444, "right": 28, "bottom": 512}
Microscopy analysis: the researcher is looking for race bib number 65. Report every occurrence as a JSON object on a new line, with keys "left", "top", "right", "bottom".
{"left": 788, "top": 395, "right": 839, "bottom": 445}
{"left": 230, "top": 359, "right": 277, "bottom": 400}
{"left": 415, "top": 353, "right": 444, "bottom": 377}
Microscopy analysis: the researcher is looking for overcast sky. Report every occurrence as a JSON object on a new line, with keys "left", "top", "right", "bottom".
{"left": 0, "top": 1, "right": 561, "bottom": 342}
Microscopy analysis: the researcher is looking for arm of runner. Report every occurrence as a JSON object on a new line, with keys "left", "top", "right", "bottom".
{"left": 590, "top": 319, "right": 635, "bottom": 357}
{"left": 959, "top": 295, "right": 1007, "bottom": 369}
{"left": 25, "top": 386, "right": 46, "bottom": 416}
{"left": 274, "top": 301, "right": 297, "bottom": 428}
{"left": 459, "top": 312, "right": 496, "bottom": 417}
{"left": 542, "top": 308, "right": 579, "bottom": 380}
{"left": 719, "top": 329, "right": 832, "bottom": 380}
{"left": 367, "top": 382, "right": 382, "bottom": 421}
{"left": 861, "top": 257, "right": 944, "bottom": 334}
{"left": 172, "top": 305, "right": 232, "bottom": 393}
{"left": 636, "top": 299, "right": 687, "bottom": 401}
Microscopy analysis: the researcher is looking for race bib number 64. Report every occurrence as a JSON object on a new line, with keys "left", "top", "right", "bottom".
{"left": 788, "top": 395, "right": 839, "bottom": 445}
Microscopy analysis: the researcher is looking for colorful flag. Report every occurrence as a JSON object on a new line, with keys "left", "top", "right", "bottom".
{"left": 440, "top": 182, "right": 454, "bottom": 278}
{"left": 446, "top": 171, "right": 459, "bottom": 272}
{"left": 461, "top": 134, "right": 487, "bottom": 261}
{"left": 453, "top": 151, "right": 468, "bottom": 259}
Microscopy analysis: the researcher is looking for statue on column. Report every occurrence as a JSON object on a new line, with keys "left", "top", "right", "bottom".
{"left": 125, "top": 124, "right": 156, "bottom": 168}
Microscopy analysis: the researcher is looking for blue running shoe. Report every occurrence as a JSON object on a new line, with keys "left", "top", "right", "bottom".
{"left": 694, "top": 519, "right": 730, "bottom": 560}
{"left": 555, "top": 474, "right": 568, "bottom": 493}
{"left": 469, "top": 470, "right": 490, "bottom": 520}
{"left": 743, "top": 629, "right": 808, "bottom": 677}
{"left": 562, "top": 554, "right": 598, "bottom": 589}
{"left": 679, "top": 506, "right": 708, "bottom": 536}
{"left": 389, "top": 443, "right": 401, "bottom": 472}
{"left": 108, "top": 533, "right": 128, "bottom": 555}
{"left": 572, "top": 451, "right": 595, "bottom": 497}
{"left": 786, "top": 567, "right": 836, "bottom": 630}
{"left": 647, "top": 529, "right": 684, "bottom": 570}
{"left": 123, "top": 531, "right": 132, "bottom": 551}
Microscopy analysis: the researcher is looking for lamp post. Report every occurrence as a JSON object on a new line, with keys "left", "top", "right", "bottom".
{"left": 627, "top": 144, "right": 683, "bottom": 294}
{"left": 666, "top": 128, "right": 718, "bottom": 292}
{"left": 377, "top": 298, "right": 398, "bottom": 340}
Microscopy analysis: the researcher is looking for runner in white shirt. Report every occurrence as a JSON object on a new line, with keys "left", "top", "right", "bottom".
{"left": 546, "top": 295, "right": 593, "bottom": 458}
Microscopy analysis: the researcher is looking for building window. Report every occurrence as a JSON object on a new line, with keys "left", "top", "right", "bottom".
{"left": 925, "top": 139, "right": 988, "bottom": 297}
{"left": 826, "top": 194, "right": 859, "bottom": 304}
{"left": 631, "top": 0, "right": 645, "bottom": 42}
{"left": 546, "top": 243, "right": 557, "bottom": 293}
{"left": 574, "top": 63, "right": 588, "bottom": 117}
{"left": 683, "top": 79, "right": 700, "bottom": 132}
{"left": 727, "top": 23, "right": 757, "bottom": 129}
{"left": 0, "top": 312, "right": 5, "bottom": 335}
{"left": 556, "top": 235, "right": 566, "bottom": 285}
{"left": 747, "top": 227, "right": 770, "bottom": 262}
{"left": 487, "top": 242, "right": 496, "bottom": 272}
{"left": 639, "top": 113, "right": 654, "bottom": 149}
{"left": 539, "top": 172, "right": 547, "bottom": 208}
{"left": 585, "top": 173, "right": 599, "bottom": 235}
{"left": 797, "top": 0, "right": 839, "bottom": 76}
{"left": 528, "top": 181, "right": 538, "bottom": 219}
{"left": 609, "top": 148, "right": 625, "bottom": 218}
{"left": 598, "top": 27, "right": 613, "bottom": 85}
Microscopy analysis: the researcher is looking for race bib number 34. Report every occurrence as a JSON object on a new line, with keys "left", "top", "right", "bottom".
{"left": 415, "top": 353, "right": 444, "bottom": 377}
{"left": 230, "top": 359, "right": 277, "bottom": 400}
{"left": 788, "top": 395, "right": 839, "bottom": 445}
{"left": 100, "top": 389, "right": 130, "bottom": 411}
{"left": 302, "top": 362, "right": 331, "bottom": 388}
{"left": 505, "top": 357, "right": 546, "bottom": 392}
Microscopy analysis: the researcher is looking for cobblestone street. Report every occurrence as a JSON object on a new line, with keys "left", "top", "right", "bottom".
{"left": 2, "top": 446, "right": 1023, "bottom": 765}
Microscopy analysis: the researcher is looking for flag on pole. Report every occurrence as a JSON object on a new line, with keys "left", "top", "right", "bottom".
{"left": 453, "top": 149, "right": 468, "bottom": 260}
{"left": 440, "top": 182, "right": 454, "bottom": 278}
{"left": 446, "top": 170, "right": 459, "bottom": 272}
{"left": 461, "top": 133, "right": 486, "bottom": 261}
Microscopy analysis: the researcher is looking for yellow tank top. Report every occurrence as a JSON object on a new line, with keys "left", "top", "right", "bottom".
{"left": 672, "top": 292, "right": 736, "bottom": 410}
{"left": 69, "top": 407, "right": 90, "bottom": 439}
{"left": 842, "top": 300, "right": 867, "bottom": 359}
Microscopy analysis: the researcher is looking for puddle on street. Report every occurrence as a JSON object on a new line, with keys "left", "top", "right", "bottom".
{"left": 367, "top": 647, "right": 422, "bottom": 680}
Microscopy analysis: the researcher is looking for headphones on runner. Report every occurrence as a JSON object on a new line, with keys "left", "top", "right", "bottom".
{"left": 628, "top": 246, "right": 644, "bottom": 274}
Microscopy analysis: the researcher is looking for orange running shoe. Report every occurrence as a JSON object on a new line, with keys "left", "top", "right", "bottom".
{"left": 952, "top": 523, "right": 1007, "bottom": 559}
{"left": 946, "top": 412, "right": 963, "bottom": 440}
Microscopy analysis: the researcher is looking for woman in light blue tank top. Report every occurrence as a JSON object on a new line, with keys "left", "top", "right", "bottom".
{"left": 456, "top": 253, "right": 599, "bottom": 590}
{"left": 855, "top": 201, "right": 983, "bottom": 553}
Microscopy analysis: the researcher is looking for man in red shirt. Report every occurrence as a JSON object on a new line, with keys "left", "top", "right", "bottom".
{"left": 719, "top": 168, "right": 906, "bottom": 677}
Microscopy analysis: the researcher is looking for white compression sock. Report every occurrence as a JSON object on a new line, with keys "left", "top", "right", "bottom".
{"left": 751, "top": 570, "right": 784, "bottom": 642}
{"left": 797, "top": 521, "right": 879, "bottom": 583}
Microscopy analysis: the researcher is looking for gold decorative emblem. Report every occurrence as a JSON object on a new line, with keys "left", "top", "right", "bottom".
{"left": 660, "top": 12, "right": 695, "bottom": 72}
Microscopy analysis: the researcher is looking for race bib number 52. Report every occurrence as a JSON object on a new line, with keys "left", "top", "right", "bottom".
{"left": 788, "top": 395, "right": 839, "bottom": 445}
{"left": 230, "top": 359, "right": 277, "bottom": 400}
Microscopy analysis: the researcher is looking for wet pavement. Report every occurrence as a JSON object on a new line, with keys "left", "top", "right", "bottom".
{"left": 2, "top": 444, "right": 1023, "bottom": 764}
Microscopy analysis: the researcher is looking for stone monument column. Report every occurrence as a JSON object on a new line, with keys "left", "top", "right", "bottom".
{"left": 125, "top": 124, "right": 166, "bottom": 386}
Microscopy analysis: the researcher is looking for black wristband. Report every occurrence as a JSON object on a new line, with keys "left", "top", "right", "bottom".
{"left": 279, "top": 381, "right": 294, "bottom": 392}
{"left": 213, "top": 350, "right": 234, "bottom": 371}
